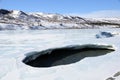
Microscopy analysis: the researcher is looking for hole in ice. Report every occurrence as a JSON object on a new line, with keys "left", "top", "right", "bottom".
{"left": 22, "top": 44, "right": 115, "bottom": 68}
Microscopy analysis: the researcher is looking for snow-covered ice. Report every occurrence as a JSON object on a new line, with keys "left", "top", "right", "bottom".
{"left": 0, "top": 29, "right": 120, "bottom": 80}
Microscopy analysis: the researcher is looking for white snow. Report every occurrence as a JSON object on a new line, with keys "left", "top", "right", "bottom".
{"left": 30, "top": 12, "right": 63, "bottom": 19}
{"left": 11, "top": 10, "right": 21, "bottom": 18}
{"left": 0, "top": 29, "right": 120, "bottom": 80}
{"left": 0, "top": 23, "right": 29, "bottom": 30}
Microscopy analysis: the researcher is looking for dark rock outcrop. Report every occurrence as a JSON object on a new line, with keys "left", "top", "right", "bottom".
{"left": 0, "top": 9, "right": 10, "bottom": 15}
{"left": 114, "top": 71, "right": 120, "bottom": 77}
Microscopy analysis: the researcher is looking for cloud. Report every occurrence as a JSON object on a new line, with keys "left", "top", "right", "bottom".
{"left": 69, "top": 10, "right": 120, "bottom": 18}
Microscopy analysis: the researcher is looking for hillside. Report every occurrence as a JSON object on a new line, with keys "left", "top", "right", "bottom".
{"left": 0, "top": 9, "right": 120, "bottom": 30}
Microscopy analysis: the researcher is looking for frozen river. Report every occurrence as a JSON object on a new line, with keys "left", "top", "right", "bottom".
{"left": 0, "top": 29, "right": 120, "bottom": 80}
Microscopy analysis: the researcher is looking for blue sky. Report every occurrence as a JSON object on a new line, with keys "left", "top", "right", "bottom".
{"left": 0, "top": 0, "right": 120, "bottom": 17}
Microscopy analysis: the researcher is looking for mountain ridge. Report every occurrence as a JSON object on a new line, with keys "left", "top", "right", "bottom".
{"left": 0, "top": 9, "right": 120, "bottom": 30}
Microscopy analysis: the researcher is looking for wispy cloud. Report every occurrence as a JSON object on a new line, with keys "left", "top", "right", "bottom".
{"left": 68, "top": 10, "right": 120, "bottom": 18}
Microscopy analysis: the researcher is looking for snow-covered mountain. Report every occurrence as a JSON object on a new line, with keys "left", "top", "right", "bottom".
{"left": 0, "top": 9, "right": 120, "bottom": 30}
